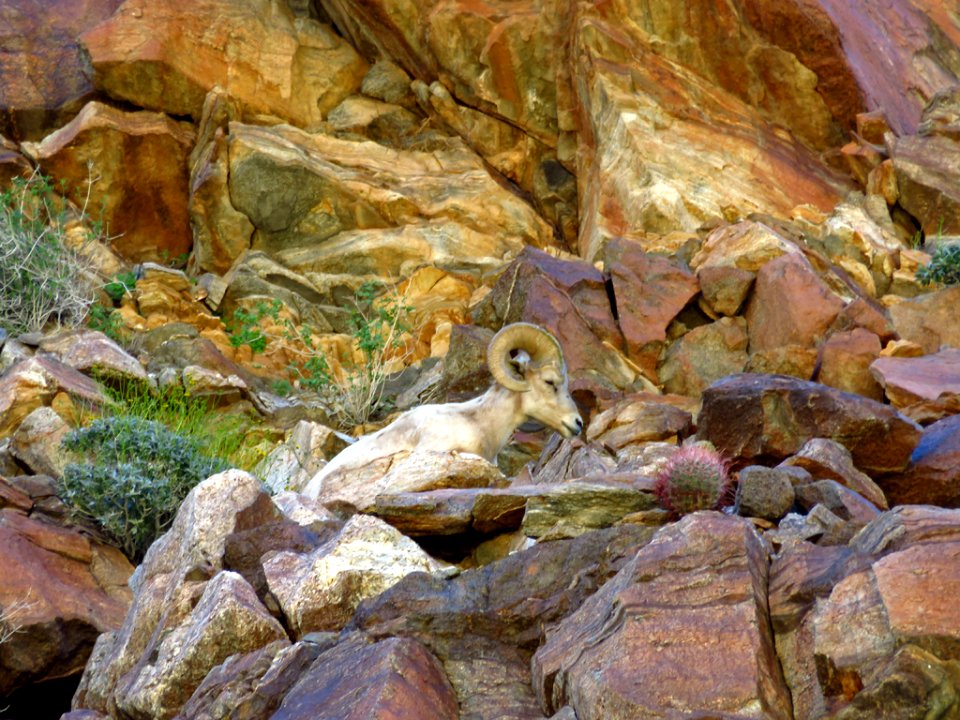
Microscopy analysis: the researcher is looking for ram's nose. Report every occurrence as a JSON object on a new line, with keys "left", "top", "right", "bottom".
{"left": 564, "top": 416, "right": 583, "bottom": 437}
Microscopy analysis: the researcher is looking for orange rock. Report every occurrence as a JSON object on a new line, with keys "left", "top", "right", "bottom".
{"left": 80, "top": 0, "right": 367, "bottom": 127}
{"left": 22, "top": 102, "right": 195, "bottom": 263}
{"left": 817, "top": 328, "right": 884, "bottom": 401}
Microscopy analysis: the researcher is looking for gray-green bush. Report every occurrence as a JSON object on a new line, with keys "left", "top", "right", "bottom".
{"left": 60, "top": 416, "right": 228, "bottom": 561}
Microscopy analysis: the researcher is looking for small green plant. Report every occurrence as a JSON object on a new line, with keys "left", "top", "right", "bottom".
{"left": 103, "top": 271, "right": 138, "bottom": 303}
{"left": 60, "top": 416, "right": 229, "bottom": 560}
{"left": 224, "top": 283, "right": 413, "bottom": 428}
{"left": 0, "top": 169, "right": 98, "bottom": 334}
{"left": 654, "top": 443, "right": 734, "bottom": 517}
{"left": 87, "top": 303, "right": 125, "bottom": 343}
{"left": 227, "top": 299, "right": 281, "bottom": 354}
{"left": 916, "top": 243, "right": 960, "bottom": 287}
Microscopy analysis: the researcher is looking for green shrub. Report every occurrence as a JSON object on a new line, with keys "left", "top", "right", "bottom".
{"left": 87, "top": 303, "right": 125, "bottom": 343}
{"left": 103, "top": 270, "right": 138, "bottom": 303}
{"left": 60, "top": 416, "right": 228, "bottom": 560}
{"left": 916, "top": 243, "right": 960, "bottom": 287}
{"left": 0, "top": 170, "right": 97, "bottom": 335}
{"left": 224, "top": 282, "right": 413, "bottom": 429}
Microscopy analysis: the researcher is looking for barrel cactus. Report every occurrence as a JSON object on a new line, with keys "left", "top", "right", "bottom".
{"left": 654, "top": 442, "right": 734, "bottom": 517}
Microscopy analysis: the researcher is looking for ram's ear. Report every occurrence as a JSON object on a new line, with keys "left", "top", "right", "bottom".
{"left": 508, "top": 350, "right": 531, "bottom": 379}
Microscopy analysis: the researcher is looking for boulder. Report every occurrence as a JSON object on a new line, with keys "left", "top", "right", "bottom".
{"left": 810, "top": 542, "right": 960, "bottom": 717}
{"left": 263, "top": 514, "right": 445, "bottom": 636}
{"left": 305, "top": 450, "right": 506, "bottom": 516}
{"left": 794, "top": 480, "right": 881, "bottom": 530}
{"left": 353, "top": 525, "right": 656, "bottom": 719}
{"left": 880, "top": 413, "right": 960, "bottom": 507}
{"left": 9, "top": 406, "right": 70, "bottom": 477}
{"left": 273, "top": 634, "right": 458, "bottom": 720}
{"left": 745, "top": 252, "right": 845, "bottom": 354}
{"left": 772, "top": 505, "right": 960, "bottom": 718}
{"left": 71, "top": 470, "right": 274, "bottom": 715}
{"left": 80, "top": 0, "right": 367, "bottom": 126}
{"left": 533, "top": 512, "right": 792, "bottom": 718}
{"left": 175, "top": 640, "right": 324, "bottom": 720}
{"left": 691, "top": 221, "right": 800, "bottom": 273}
{"left": 888, "top": 286, "right": 960, "bottom": 354}
{"left": 816, "top": 328, "right": 883, "bottom": 401}
{"left": 697, "top": 264, "right": 757, "bottom": 317}
{"left": 0, "top": 0, "right": 123, "bottom": 141}
{"left": 603, "top": 238, "right": 699, "bottom": 377}
{"left": 39, "top": 329, "right": 147, "bottom": 383}
{"left": 780, "top": 438, "right": 888, "bottom": 510}
{"left": 114, "top": 571, "right": 287, "bottom": 720}
{"left": 520, "top": 479, "right": 657, "bottom": 539}
{"left": 870, "top": 347, "right": 960, "bottom": 423}
{"left": 586, "top": 393, "right": 694, "bottom": 450}
{"left": 658, "top": 316, "right": 749, "bottom": 397}
{"left": 0, "top": 356, "right": 105, "bottom": 439}
{"left": 373, "top": 486, "right": 529, "bottom": 537}
{"left": 0, "top": 488, "right": 133, "bottom": 697}
{"left": 22, "top": 102, "right": 195, "bottom": 264}
{"left": 737, "top": 465, "right": 797, "bottom": 521}
{"left": 697, "top": 373, "right": 922, "bottom": 475}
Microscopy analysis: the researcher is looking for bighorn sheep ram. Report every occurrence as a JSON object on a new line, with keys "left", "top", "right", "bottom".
{"left": 301, "top": 322, "right": 582, "bottom": 500}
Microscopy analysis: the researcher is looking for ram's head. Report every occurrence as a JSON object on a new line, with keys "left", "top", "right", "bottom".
{"left": 487, "top": 322, "right": 583, "bottom": 439}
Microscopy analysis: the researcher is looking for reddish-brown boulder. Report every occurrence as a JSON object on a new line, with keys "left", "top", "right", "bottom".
{"left": 533, "top": 512, "right": 792, "bottom": 718}
{"left": 22, "top": 102, "right": 195, "bottom": 264}
{"left": 274, "top": 634, "right": 458, "bottom": 720}
{"left": 353, "top": 525, "right": 656, "bottom": 719}
{"left": 697, "top": 373, "right": 922, "bottom": 475}
{"left": 0, "top": 0, "right": 124, "bottom": 141}
{"left": 870, "top": 347, "right": 960, "bottom": 423}
{"left": 0, "top": 485, "right": 134, "bottom": 697}
{"left": 604, "top": 238, "right": 700, "bottom": 379}
{"left": 745, "top": 252, "right": 845, "bottom": 353}
{"left": 880, "top": 413, "right": 960, "bottom": 507}
{"left": 817, "top": 328, "right": 883, "bottom": 401}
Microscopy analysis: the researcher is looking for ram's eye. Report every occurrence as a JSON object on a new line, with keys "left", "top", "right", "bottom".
{"left": 545, "top": 379, "right": 558, "bottom": 390}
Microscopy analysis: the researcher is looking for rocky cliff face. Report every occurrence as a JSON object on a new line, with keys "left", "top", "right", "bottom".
{"left": 2, "top": 0, "right": 960, "bottom": 718}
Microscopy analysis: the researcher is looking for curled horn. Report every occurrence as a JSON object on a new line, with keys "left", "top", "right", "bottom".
{"left": 487, "top": 322, "right": 564, "bottom": 392}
